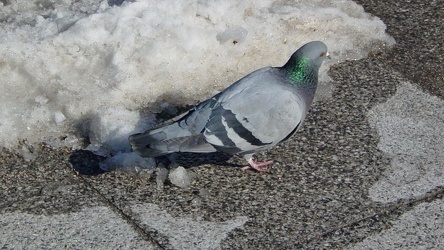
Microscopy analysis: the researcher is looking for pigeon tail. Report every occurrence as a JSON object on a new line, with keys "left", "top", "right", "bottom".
{"left": 128, "top": 131, "right": 168, "bottom": 157}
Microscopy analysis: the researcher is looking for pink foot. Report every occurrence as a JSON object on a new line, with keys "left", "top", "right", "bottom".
{"left": 241, "top": 159, "right": 273, "bottom": 172}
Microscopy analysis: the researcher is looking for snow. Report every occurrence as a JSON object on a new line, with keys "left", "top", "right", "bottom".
{"left": 169, "top": 166, "right": 193, "bottom": 188}
{"left": 0, "top": 0, "right": 395, "bottom": 169}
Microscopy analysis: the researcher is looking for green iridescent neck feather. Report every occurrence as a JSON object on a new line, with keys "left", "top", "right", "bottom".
{"left": 284, "top": 56, "right": 317, "bottom": 88}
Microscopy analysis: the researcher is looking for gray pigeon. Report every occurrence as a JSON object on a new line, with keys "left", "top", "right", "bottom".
{"left": 129, "top": 41, "right": 329, "bottom": 171}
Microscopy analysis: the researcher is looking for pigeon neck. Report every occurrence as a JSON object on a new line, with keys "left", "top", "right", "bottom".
{"left": 283, "top": 56, "right": 318, "bottom": 94}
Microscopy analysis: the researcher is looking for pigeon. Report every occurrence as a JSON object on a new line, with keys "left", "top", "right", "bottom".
{"left": 129, "top": 41, "right": 329, "bottom": 171}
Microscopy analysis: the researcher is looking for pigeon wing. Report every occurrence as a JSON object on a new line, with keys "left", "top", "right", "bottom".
{"left": 204, "top": 68, "right": 305, "bottom": 154}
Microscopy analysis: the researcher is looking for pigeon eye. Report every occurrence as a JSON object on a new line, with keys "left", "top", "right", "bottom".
{"left": 319, "top": 52, "right": 325, "bottom": 57}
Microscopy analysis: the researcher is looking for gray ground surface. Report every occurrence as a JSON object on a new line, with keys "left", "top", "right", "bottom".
{"left": 1, "top": 0, "right": 443, "bottom": 249}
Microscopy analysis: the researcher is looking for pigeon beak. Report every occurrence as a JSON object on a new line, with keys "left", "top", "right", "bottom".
{"left": 326, "top": 52, "right": 331, "bottom": 59}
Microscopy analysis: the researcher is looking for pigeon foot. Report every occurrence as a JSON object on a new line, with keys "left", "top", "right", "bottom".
{"left": 241, "top": 159, "right": 273, "bottom": 172}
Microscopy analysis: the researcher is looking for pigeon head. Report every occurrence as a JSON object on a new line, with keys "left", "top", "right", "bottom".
{"left": 282, "top": 41, "right": 329, "bottom": 85}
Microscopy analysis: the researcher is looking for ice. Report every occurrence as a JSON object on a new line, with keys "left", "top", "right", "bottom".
{"left": 0, "top": 0, "right": 395, "bottom": 164}
{"left": 156, "top": 167, "right": 169, "bottom": 190}
{"left": 192, "top": 188, "right": 211, "bottom": 205}
{"left": 216, "top": 26, "right": 249, "bottom": 43}
{"left": 168, "top": 166, "right": 192, "bottom": 188}
{"left": 54, "top": 111, "right": 67, "bottom": 124}
{"left": 99, "top": 152, "right": 156, "bottom": 172}
{"left": 197, "top": 189, "right": 211, "bottom": 199}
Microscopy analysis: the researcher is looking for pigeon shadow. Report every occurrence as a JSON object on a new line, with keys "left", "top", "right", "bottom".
{"left": 69, "top": 150, "right": 106, "bottom": 176}
{"left": 68, "top": 149, "right": 239, "bottom": 176}
{"left": 164, "top": 152, "right": 238, "bottom": 169}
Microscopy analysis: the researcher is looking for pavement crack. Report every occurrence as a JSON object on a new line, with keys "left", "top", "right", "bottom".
{"left": 74, "top": 173, "right": 165, "bottom": 250}
{"left": 298, "top": 186, "right": 444, "bottom": 246}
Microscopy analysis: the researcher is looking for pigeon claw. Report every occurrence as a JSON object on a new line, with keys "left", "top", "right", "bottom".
{"left": 242, "top": 159, "right": 274, "bottom": 172}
